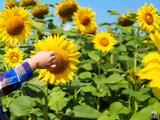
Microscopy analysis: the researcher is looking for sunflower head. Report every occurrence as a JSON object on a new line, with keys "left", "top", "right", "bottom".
{"left": 74, "top": 7, "right": 96, "bottom": 33}
{"left": 32, "top": 5, "right": 49, "bottom": 19}
{"left": 0, "top": 7, "right": 32, "bottom": 46}
{"left": 92, "top": 32, "right": 116, "bottom": 52}
{"left": 4, "top": 48, "right": 24, "bottom": 68}
{"left": 56, "top": 0, "right": 79, "bottom": 23}
{"left": 137, "top": 3, "right": 160, "bottom": 33}
{"left": 118, "top": 13, "right": 136, "bottom": 26}
{"left": 5, "top": 0, "right": 18, "bottom": 8}
{"left": 20, "top": 0, "right": 37, "bottom": 7}
{"left": 35, "top": 35, "right": 80, "bottom": 85}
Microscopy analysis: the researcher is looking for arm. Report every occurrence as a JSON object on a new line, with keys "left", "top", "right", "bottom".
{"left": 0, "top": 61, "right": 33, "bottom": 96}
{"left": 0, "top": 51, "right": 55, "bottom": 96}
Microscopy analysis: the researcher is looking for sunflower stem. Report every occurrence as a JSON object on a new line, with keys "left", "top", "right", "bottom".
{"left": 3, "top": 61, "right": 9, "bottom": 71}
{"left": 44, "top": 84, "right": 48, "bottom": 120}
{"left": 110, "top": 53, "right": 114, "bottom": 65}
{"left": 96, "top": 97, "right": 100, "bottom": 111}
{"left": 96, "top": 51, "right": 102, "bottom": 111}
{"left": 134, "top": 100, "right": 138, "bottom": 113}
{"left": 74, "top": 89, "right": 78, "bottom": 103}
{"left": 132, "top": 28, "right": 140, "bottom": 113}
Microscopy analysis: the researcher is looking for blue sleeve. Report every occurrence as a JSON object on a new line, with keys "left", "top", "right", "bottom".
{"left": 0, "top": 61, "right": 33, "bottom": 96}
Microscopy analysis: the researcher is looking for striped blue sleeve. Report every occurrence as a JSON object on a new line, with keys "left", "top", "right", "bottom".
{"left": 14, "top": 61, "right": 33, "bottom": 84}
{"left": 0, "top": 61, "right": 33, "bottom": 96}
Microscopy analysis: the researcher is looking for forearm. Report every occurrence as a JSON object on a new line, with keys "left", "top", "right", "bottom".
{"left": 26, "top": 58, "right": 38, "bottom": 71}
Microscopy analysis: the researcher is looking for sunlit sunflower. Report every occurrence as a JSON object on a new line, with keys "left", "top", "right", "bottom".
{"left": 74, "top": 7, "right": 96, "bottom": 33}
{"left": 0, "top": 7, "right": 32, "bottom": 46}
{"left": 56, "top": 0, "right": 79, "bottom": 23}
{"left": 4, "top": 48, "right": 24, "bottom": 68}
{"left": 150, "top": 31, "right": 160, "bottom": 52}
{"left": 137, "top": 3, "right": 160, "bottom": 33}
{"left": 92, "top": 32, "right": 116, "bottom": 52}
{"left": 35, "top": 35, "right": 80, "bottom": 85}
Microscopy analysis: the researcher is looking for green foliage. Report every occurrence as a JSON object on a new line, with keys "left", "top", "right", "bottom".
{"left": 74, "top": 104, "right": 102, "bottom": 118}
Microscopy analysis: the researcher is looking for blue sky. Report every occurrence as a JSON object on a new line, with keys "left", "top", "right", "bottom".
{"left": 0, "top": 0, "right": 160, "bottom": 30}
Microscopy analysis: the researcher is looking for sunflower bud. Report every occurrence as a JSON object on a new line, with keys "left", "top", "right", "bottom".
{"left": 5, "top": 0, "right": 18, "bottom": 8}
{"left": 32, "top": 5, "right": 49, "bottom": 19}
{"left": 20, "top": 0, "right": 36, "bottom": 7}
{"left": 118, "top": 13, "right": 136, "bottom": 26}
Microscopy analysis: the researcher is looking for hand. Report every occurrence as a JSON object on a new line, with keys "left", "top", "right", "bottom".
{"left": 27, "top": 51, "right": 56, "bottom": 71}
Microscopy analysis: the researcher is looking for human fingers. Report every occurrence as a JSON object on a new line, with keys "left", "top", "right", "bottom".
{"left": 49, "top": 57, "right": 56, "bottom": 64}
{"left": 49, "top": 51, "right": 55, "bottom": 56}
{"left": 50, "top": 64, "right": 56, "bottom": 68}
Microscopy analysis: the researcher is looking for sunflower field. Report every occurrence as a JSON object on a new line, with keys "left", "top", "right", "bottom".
{"left": 1, "top": 0, "right": 160, "bottom": 120}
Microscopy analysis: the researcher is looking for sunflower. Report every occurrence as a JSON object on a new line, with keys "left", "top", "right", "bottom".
{"left": 0, "top": 7, "right": 32, "bottom": 46}
{"left": 118, "top": 13, "right": 136, "bottom": 26}
{"left": 92, "top": 32, "right": 116, "bottom": 52}
{"left": 4, "top": 48, "right": 24, "bottom": 68}
{"left": 34, "top": 35, "right": 80, "bottom": 85}
{"left": 74, "top": 7, "right": 96, "bottom": 33}
{"left": 56, "top": 0, "right": 79, "bottom": 23}
{"left": 32, "top": 5, "right": 49, "bottom": 19}
{"left": 137, "top": 3, "right": 160, "bottom": 33}
{"left": 150, "top": 31, "right": 160, "bottom": 52}
{"left": 20, "top": 0, "right": 37, "bottom": 7}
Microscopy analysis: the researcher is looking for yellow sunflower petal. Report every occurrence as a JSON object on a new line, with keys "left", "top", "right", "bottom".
{"left": 142, "top": 52, "right": 160, "bottom": 66}
{"left": 150, "top": 31, "right": 160, "bottom": 52}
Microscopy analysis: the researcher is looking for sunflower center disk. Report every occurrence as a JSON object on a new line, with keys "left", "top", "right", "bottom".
{"left": 48, "top": 52, "right": 70, "bottom": 74}
{"left": 144, "top": 13, "right": 153, "bottom": 25}
{"left": 99, "top": 37, "right": 109, "bottom": 47}
{"left": 6, "top": 16, "right": 24, "bottom": 36}
{"left": 80, "top": 15, "right": 91, "bottom": 26}
{"left": 11, "top": 55, "right": 18, "bottom": 63}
